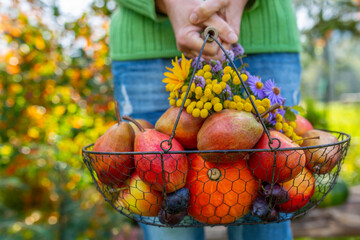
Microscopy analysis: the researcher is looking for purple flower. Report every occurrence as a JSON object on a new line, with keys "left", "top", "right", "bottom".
{"left": 191, "top": 57, "right": 204, "bottom": 70}
{"left": 193, "top": 75, "right": 205, "bottom": 88}
{"left": 263, "top": 79, "right": 285, "bottom": 105}
{"left": 223, "top": 84, "right": 232, "bottom": 99}
{"left": 232, "top": 43, "right": 244, "bottom": 57}
{"left": 268, "top": 112, "right": 277, "bottom": 125}
{"left": 221, "top": 49, "right": 235, "bottom": 62}
{"left": 268, "top": 108, "right": 285, "bottom": 125}
{"left": 210, "top": 60, "right": 222, "bottom": 73}
{"left": 247, "top": 75, "right": 265, "bottom": 98}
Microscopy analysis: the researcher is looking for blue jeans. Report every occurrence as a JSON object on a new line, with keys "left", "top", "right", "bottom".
{"left": 112, "top": 53, "right": 301, "bottom": 240}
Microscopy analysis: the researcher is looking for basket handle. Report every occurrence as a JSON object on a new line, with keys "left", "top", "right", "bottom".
{"left": 161, "top": 27, "right": 278, "bottom": 153}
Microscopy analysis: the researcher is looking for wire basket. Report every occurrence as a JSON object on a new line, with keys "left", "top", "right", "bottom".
{"left": 82, "top": 28, "right": 351, "bottom": 227}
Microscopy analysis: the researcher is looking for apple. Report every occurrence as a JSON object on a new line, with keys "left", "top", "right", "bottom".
{"left": 134, "top": 130, "right": 188, "bottom": 193}
{"left": 301, "top": 129, "right": 341, "bottom": 174}
{"left": 294, "top": 114, "right": 314, "bottom": 136}
{"left": 278, "top": 167, "right": 315, "bottom": 213}
{"left": 118, "top": 172, "right": 163, "bottom": 216}
{"left": 123, "top": 116, "right": 188, "bottom": 193}
{"left": 248, "top": 130, "right": 306, "bottom": 183}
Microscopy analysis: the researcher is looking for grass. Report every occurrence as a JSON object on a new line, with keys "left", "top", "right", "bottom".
{"left": 326, "top": 102, "right": 360, "bottom": 186}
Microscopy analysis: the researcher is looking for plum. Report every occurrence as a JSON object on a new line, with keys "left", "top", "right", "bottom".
{"left": 263, "top": 184, "right": 289, "bottom": 205}
{"left": 250, "top": 195, "right": 271, "bottom": 220}
{"left": 162, "top": 188, "right": 190, "bottom": 214}
{"left": 158, "top": 208, "right": 187, "bottom": 225}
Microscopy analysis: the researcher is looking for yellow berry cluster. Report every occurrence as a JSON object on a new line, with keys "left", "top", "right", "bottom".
{"left": 274, "top": 114, "right": 303, "bottom": 144}
{"left": 222, "top": 95, "right": 272, "bottom": 118}
{"left": 168, "top": 63, "right": 253, "bottom": 118}
{"left": 165, "top": 55, "right": 302, "bottom": 142}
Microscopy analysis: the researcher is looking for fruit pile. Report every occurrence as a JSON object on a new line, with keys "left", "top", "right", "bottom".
{"left": 88, "top": 46, "right": 345, "bottom": 226}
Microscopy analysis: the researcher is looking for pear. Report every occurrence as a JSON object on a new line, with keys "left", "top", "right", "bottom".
{"left": 197, "top": 109, "right": 263, "bottom": 162}
{"left": 155, "top": 107, "right": 205, "bottom": 149}
{"left": 301, "top": 129, "right": 341, "bottom": 174}
{"left": 129, "top": 119, "right": 154, "bottom": 135}
{"left": 93, "top": 101, "right": 135, "bottom": 187}
{"left": 123, "top": 116, "right": 188, "bottom": 193}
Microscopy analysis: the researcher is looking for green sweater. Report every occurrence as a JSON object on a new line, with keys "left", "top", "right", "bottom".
{"left": 110, "top": 0, "right": 300, "bottom": 61}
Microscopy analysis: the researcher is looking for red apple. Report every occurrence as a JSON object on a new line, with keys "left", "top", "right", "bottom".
{"left": 278, "top": 167, "right": 315, "bottom": 213}
{"left": 294, "top": 114, "right": 314, "bottom": 136}
{"left": 134, "top": 129, "right": 188, "bottom": 193}
{"left": 119, "top": 172, "right": 163, "bottom": 216}
{"left": 248, "top": 130, "right": 306, "bottom": 183}
{"left": 124, "top": 116, "right": 188, "bottom": 193}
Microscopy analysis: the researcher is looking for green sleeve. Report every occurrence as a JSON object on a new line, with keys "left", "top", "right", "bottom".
{"left": 115, "top": 0, "right": 167, "bottom": 22}
{"left": 245, "top": 0, "right": 259, "bottom": 12}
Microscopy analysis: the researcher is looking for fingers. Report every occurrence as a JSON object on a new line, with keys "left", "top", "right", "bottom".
{"left": 225, "top": 1, "right": 248, "bottom": 37}
{"left": 203, "top": 14, "right": 238, "bottom": 44}
{"left": 189, "top": 0, "right": 228, "bottom": 24}
{"left": 176, "top": 27, "right": 220, "bottom": 57}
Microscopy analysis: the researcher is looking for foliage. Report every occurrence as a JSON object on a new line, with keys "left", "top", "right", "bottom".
{"left": 0, "top": 0, "right": 133, "bottom": 239}
{"left": 295, "top": 0, "right": 360, "bottom": 102}
{"left": 301, "top": 100, "right": 360, "bottom": 186}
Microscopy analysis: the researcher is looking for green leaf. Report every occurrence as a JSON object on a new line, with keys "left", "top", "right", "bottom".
{"left": 292, "top": 105, "right": 306, "bottom": 115}
{"left": 284, "top": 107, "right": 296, "bottom": 121}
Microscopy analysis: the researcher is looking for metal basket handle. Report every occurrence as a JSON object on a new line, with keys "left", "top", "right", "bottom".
{"left": 161, "top": 26, "right": 278, "bottom": 153}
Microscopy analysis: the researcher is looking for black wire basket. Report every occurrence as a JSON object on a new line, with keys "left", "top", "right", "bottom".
{"left": 82, "top": 28, "right": 351, "bottom": 227}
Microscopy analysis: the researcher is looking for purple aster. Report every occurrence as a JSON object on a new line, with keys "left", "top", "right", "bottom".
{"left": 247, "top": 75, "right": 266, "bottom": 98}
{"left": 223, "top": 84, "right": 232, "bottom": 99}
{"left": 210, "top": 60, "right": 222, "bottom": 73}
{"left": 268, "top": 112, "right": 277, "bottom": 125}
{"left": 263, "top": 79, "right": 286, "bottom": 105}
{"left": 193, "top": 75, "right": 205, "bottom": 88}
{"left": 221, "top": 49, "right": 235, "bottom": 62}
{"left": 268, "top": 108, "right": 285, "bottom": 126}
{"left": 232, "top": 43, "right": 244, "bottom": 58}
{"left": 191, "top": 57, "right": 204, "bottom": 70}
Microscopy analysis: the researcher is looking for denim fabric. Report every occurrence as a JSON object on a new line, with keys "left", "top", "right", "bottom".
{"left": 228, "top": 220, "right": 292, "bottom": 240}
{"left": 112, "top": 59, "right": 171, "bottom": 119}
{"left": 239, "top": 53, "right": 302, "bottom": 107}
{"left": 112, "top": 53, "right": 301, "bottom": 240}
{"left": 139, "top": 222, "right": 205, "bottom": 240}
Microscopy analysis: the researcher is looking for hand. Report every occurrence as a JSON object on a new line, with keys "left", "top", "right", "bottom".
{"left": 157, "top": 0, "right": 239, "bottom": 59}
{"left": 189, "top": 0, "right": 248, "bottom": 51}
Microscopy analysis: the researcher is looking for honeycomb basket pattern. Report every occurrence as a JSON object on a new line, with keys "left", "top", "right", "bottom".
{"left": 82, "top": 130, "right": 350, "bottom": 227}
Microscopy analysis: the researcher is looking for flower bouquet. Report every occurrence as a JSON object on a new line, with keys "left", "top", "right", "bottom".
{"left": 163, "top": 43, "right": 303, "bottom": 144}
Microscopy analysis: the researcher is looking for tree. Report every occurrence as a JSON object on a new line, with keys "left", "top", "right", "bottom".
{"left": 0, "top": 1, "right": 131, "bottom": 239}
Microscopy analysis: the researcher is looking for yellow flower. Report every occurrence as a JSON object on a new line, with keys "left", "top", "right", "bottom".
{"left": 163, "top": 54, "right": 192, "bottom": 96}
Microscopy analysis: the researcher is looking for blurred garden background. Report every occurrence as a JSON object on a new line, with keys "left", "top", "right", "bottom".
{"left": 0, "top": 0, "right": 359, "bottom": 239}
